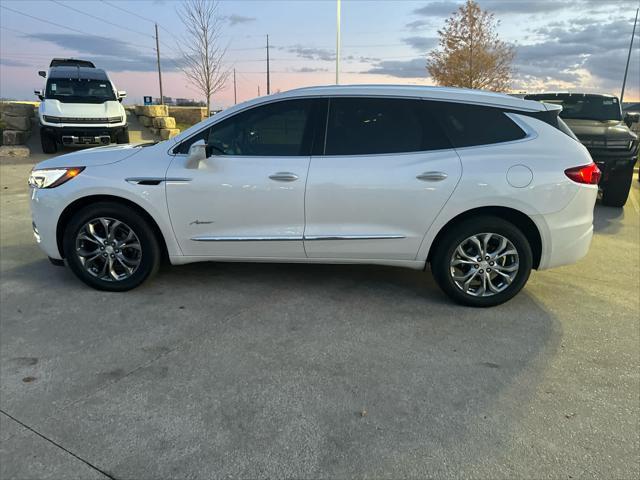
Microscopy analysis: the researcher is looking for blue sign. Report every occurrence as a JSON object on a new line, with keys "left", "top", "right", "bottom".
{"left": 143, "top": 96, "right": 153, "bottom": 105}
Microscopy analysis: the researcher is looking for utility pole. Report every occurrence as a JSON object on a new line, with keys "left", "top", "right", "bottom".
{"left": 233, "top": 68, "right": 237, "bottom": 104}
{"left": 258, "top": 85, "right": 261, "bottom": 96}
{"left": 266, "top": 34, "right": 271, "bottom": 95}
{"left": 621, "top": 7, "right": 638, "bottom": 104}
{"left": 154, "top": 23, "right": 164, "bottom": 105}
{"left": 336, "top": 0, "right": 341, "bottom": 84}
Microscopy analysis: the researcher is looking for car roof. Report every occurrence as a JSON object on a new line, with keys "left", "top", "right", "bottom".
{"left": 49, "top": 66, "right": 109, "bottom": 81}
{"left": 272, "top": 84, "right": 549, "bottom": 112}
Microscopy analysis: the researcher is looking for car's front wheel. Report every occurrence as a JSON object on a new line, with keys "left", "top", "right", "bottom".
{"left": 431, "top": 216, "right": 533, "bottom": 307}
{"left": 63, "top": 202, "right": 160, "bottom": 291}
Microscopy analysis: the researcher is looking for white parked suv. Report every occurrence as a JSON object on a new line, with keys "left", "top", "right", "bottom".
{"left": 34, "top": 58, "right": 129, "bottom": 153}
{"left": 28, "top": 85, "right": 599, "bottom": 306}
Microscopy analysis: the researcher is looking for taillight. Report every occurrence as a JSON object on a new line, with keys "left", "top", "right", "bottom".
{"left": 564, "top": 163, "right": 601, "bottom": 185}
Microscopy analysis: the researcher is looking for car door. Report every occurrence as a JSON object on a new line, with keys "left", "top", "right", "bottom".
{"left": 303, "top": 96, "right": 462, "bottom": 260}
{"left": 166, "top": 98, "right": 319, "bottom": 258}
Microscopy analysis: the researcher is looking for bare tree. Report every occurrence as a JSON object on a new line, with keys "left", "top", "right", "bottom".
{"left": 178, "top": 0, "right": 229, "bottom": 115}
{"left": 426, "top": 0, "right": 515, "bottom": 91}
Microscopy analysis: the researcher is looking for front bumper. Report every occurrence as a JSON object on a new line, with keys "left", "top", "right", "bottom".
{"left": 30, "top": 186, "right": 67, "bottom": 260}
{"left": 586, "top": 146, "right": 638, "bottom": 181}
{"left": 40, "top": 124, "right": 127, "bottom": 146}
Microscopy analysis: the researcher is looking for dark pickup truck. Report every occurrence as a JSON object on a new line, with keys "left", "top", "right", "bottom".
{"left": 525, "top": 93, "right": 639, "bottom": 207}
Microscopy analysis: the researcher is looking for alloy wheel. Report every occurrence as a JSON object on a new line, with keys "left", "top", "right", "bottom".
{"left": 75, "top": 217, "right": 142, "bottom": 282}
{"left": 449, "top": 233, "right": 519, "bottom": 297}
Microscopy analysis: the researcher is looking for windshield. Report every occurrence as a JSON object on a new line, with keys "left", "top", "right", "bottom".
{"left": 525, "top": 95, "right": 622, "bottom": 121}
{"left": 45, "top": 78, "right": 116, "bottom": 103}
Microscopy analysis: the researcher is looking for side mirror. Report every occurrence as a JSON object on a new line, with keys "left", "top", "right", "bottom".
{"left": 117, "top": 91, "right": 127, "bottom": 102}
{"left": 38, "top": 71, "right": 46, "bottom": 78}
{"left": 624, "top": 112, "right": 639, "bottom": 127}
{"left": 34, "top": 89, "right": 44, "bottom": 100}
{"left": 185, "top": 139, "right": 207, "bottom": 169}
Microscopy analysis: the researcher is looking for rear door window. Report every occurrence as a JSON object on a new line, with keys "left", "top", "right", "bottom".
{"left": 431, "top": 102, "right": 527, "bottom": 148}
{"left": 324, "top": 97, "right": 451, "bottom": 155}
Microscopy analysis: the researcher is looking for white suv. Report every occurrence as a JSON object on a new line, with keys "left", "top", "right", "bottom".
{"left": 34, "top": 58, "right": 128, "bottom": 153}
{"left": 28, "top": 85, "right": 598, "bottom": 306}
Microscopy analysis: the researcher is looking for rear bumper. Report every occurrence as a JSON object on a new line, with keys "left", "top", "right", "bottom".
{"left": 534, "top": 185, "right": 598, "bottom": 270}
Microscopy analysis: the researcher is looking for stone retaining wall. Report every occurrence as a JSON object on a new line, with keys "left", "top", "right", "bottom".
{"left": 0, "top": 102, "right": 34, "bottom": 147}
{"left": 168, "top": 106, "right": 208, "bottom": 125}
{"left": 133, "top": 105, "right": 179, "bottom": 139}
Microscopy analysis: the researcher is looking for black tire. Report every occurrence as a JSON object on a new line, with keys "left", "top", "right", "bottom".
{"left": 40, "top": 129, "right": 57, "bottom": 154}
{"left": 601, "top": 168, "right": 633, "bottom": 207}
{"left": 431, "top": 216, "right": 533, "bottom": 307}
{"left": 62, "top": 202, "right": 160, "bottom": 291}
{"left": 116, "top": 127, "right": 130, "bottom": 144}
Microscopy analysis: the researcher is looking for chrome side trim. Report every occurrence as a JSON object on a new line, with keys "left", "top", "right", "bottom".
{"left": 303, "top": 234, "right": 406, "bottom": 241}
{"left": 191, "top": 235, "right": 302, "bottom": 242}
{"left": 190, "top": 234, "right": 406, "bottom": 242}
{"left": 126, "top": 177, "right": 192, "bottom": 185}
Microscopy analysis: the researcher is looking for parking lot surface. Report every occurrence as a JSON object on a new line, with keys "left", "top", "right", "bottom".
{"left": 1, "top": 152, "right": 639, "bottom": 479}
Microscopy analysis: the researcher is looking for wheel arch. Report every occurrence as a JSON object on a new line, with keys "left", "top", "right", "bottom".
{"left": 56, "top": 194, "right": 169, "bottom": 261}
{"left": 426, "top": 206, "right": 542, "bottom": 269}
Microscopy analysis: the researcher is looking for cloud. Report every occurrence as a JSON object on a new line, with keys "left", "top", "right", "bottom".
{"left": 0, "top": 58, "right": 29, "bottom": 67}
{"left": 291, "top": 67, "right": 328, "bottom": 73}
{"left": 403, "top": 36, "right": 438, "bottom": 51}
{"left": 223, "top": 14, "right": 256, "bottom": 26}
{"left": 365, "top": 58, "right": 428, "bottom": 78}
{"left": 24, "top": 33, "right": 183, "bottom": 73}
{"left": 406, "top": 19, "right": 432, "bottom": 30}
{"left": 412, "top": 0, "right": 638, "bottom": 17}
{"left": 279, "top": 45, "right": 335, "bottom": 61}
{"left": 512, "top": 19, "right": 639, "bottom": 91}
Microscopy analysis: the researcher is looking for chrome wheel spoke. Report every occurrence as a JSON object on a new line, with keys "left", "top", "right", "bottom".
{"left": 449, "top": 232, "right": 519, "bottom": 298}
{"left": 75, "top": 217, "right": 141, "bottom": 282}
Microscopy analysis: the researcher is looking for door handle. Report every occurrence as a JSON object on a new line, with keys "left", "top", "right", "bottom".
{"left": 417, "top": 171, "right": 448, "bottom": 182}
{"left": 269, "top": 172, "right": 299, "bottom": 182}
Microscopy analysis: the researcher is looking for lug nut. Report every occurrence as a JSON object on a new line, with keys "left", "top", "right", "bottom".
{"left": 477, "top": 257, "right": 482, "bottom": 262}
{"left": 100, "top": 246, "right": 104, "bottom": 250}
{"left": 474, "top": 264, "right": 479, "bottom": 268}
{"left": 110, "top": 254, "right": 115, "bottom": 258}
{"left": 485, "top": 256, "right": 490, "bottom": 260}
{"left": 487, "top": 268, "right": 492, "bottom": 272}
{"left": 479, "top": 269, "right": 484, "bottom": 274}
{"left": 115, "top": 249, "right": 119, "bottom": 253}
{"left": 102, "top": 253, "right": 107, "bottom": 257}
{"left": 489, "top": 261, "right": 494, "bottom": 266}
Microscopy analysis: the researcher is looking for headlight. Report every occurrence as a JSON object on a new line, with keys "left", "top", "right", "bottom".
{"left": 43, "top": 115, "right": 62, "bottom": 123}
{"left": 108, "top": 116, "right": 123, "bottom": 123}
{"left": 28, "top": 167, "right": 84, "bottom": 189}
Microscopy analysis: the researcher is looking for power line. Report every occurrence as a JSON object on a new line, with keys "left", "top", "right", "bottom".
{"left": 0, "top": 4, "right": 154, "bottom": 51}
{"left": 99, "top": 0, "right": 157, "bottom": 24}
{"left": 49, "top": 0, "right": 154, "bottom": 39}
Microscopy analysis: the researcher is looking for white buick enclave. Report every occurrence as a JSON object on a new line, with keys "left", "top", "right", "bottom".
{"left": 29, "top": 85, "right": 599, "bottom": 306}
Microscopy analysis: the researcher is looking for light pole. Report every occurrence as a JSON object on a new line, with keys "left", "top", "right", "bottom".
{"left": 336, "top": 0, "right": 341, "bottom": 84}
{"left": 621, "top": 7, "right": 638, "bottom": 104}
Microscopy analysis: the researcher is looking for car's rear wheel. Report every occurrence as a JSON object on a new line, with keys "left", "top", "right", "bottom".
{"left": 63, "top": 202, "right": 160, "bottom": 291}
{"left": 600, "top": 167, "right": 633, "bottom": 207}
{"left": 431, "top": 216, "right": 533, "bottom": 307}
{"left": 40, "top": 129, "right": 57, "bottom": 154}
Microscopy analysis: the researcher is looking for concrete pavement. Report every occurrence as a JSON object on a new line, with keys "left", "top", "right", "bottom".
{"left": 0, "top": 152, "right": 638, "bottom": 479}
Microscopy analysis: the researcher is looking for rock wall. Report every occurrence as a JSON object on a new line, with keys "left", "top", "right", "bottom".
{"left": 134, "top": 105, "right": 179, "bottom": 140}
{"left": 168, "top": 106, "right": 208, "bottom": 126}
{"left": 0, "top": 102, "right": 34, "bottom": 146}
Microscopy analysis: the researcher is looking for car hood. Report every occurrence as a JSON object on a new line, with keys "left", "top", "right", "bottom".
{"left": 34, "top": 144, "right": 143, "bottom": 169}
{"left": 40, "top": 99, "right": 123, "bottom": 117}
{"left": 562, "top": 119, "right": 635, "bottom": 140}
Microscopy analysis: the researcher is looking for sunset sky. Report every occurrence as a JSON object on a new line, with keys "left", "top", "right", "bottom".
{"left": 1, "top": 0, "right": 638, "bottom": 108}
